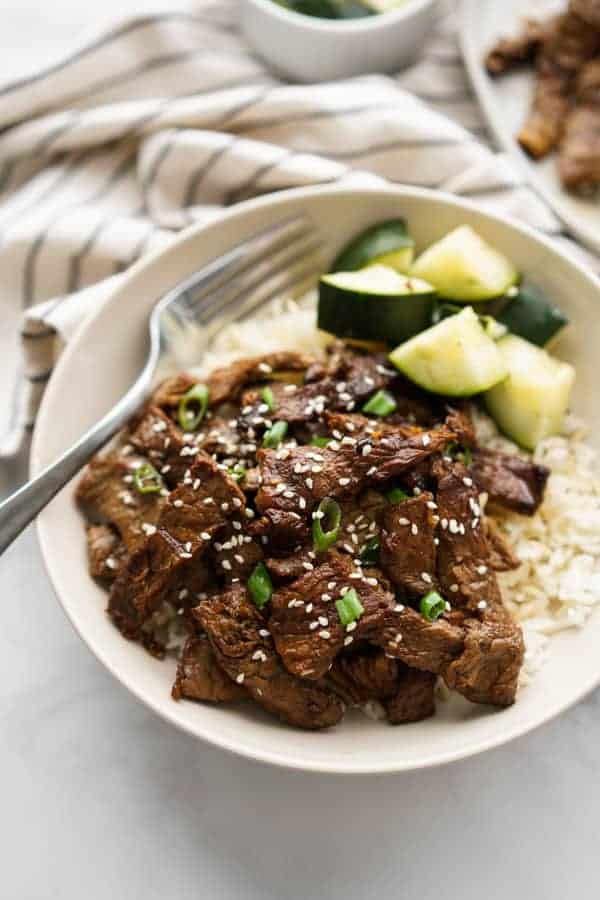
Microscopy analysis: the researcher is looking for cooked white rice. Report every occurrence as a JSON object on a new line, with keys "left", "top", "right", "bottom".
{"left": 159, "top": 296, "right": 600, "bottom": 682}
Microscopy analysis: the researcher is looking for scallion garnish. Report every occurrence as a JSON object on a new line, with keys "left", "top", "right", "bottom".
{"left": 178, "top": 383, "right": 209, "bottom": 431}
{"left": 462, "top": 447, "right": 473, "bottom": 467}
{"left": 386, "top": 487, "right": 409, "bottom": 504}
{"left": 420, "top": 590, "right": 446, "bottom": 622}
{"left": 312, "top": 497, "right": 342, "bottom": 552}
{"left": 262, "top": 420, "right": 288, "bottom": 449}
{"left": 310, "top": 435, "right": 332, "bottom": 448}
{"left": 362, "top": 389, "right": 397, "bottom": 418}
{"left": 133, "top": 462, "right": 163, "bottom": 494}
{"left": 248, "top": 562, "right": 273, "bottom": 609}
{"left": 261, "top": 385, "right": 276, "bottom": 413}
{"left": 336, "top": 588, "right": 364, "bottom": 626}
{"left": 229, "top": 463, "right": 246, "bottom": 483}
{"left": 360, "top": 536, "right": 380, "bottom": 566}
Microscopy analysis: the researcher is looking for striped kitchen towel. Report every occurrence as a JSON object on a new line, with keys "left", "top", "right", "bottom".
{"left": 0, "top": 0, "right": 589, "bottom": 456}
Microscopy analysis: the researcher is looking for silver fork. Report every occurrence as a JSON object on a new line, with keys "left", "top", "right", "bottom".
{"left": 0, "top": 215, "right": 322, "bottom": 556}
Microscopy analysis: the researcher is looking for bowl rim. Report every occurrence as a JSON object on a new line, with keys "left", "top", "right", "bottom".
{"left": 243, "top": 0, "right": 438, "bottom": 33}
{"left": 32, "top": 182, "right": 600, "bottom": 775}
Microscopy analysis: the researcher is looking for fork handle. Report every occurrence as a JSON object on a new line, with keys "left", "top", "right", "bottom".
{"left": 0, "top": 380, "right": 146, "bottom": 557}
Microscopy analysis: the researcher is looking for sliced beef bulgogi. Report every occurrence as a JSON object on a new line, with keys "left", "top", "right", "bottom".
{"left": 380, "top": 493, "right": 439, "bottom": 599}
{"left": 195, "top": 584, "right": 345, "bottom": 729}
{"left": 471, "top": 448, "right": 549, "bottom": 516}
{"left": 384, "top": 667, "right": 437, "bottom": 725}
{"left": 172, "top": 634, "right": 246, "bottom": 703}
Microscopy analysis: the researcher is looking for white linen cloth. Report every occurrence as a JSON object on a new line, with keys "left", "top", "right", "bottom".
{"left": 0, "top": 0, "right": 590, "bottom": 456}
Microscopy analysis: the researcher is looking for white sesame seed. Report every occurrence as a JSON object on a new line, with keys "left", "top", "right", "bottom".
{"left": 141, "top": 523, "right": 157, "bottom": 536}
{"left": 321, "top": 594, "right": 331, "bottom": 602}
{"left": 318, "top": 616, "right": 329, "bottom": 627}
{"left": 366, "top": 577, "right": 378, "bottom": 586}
{"left": 477, "top": 600, "right": 488, "bottom": 610}
{"left": 398, "top": 517, "right": 410, "bottom": 526}
{"left": 476, "top": 565, "right": 488, "bottom": 575}
{"left": 395, "top": 632, "right": 403, "bottom": 643}
{"left": 283, "top": 490, "right": 295, "bottom": 499}
{"left": 362, "top": 444, "right": 372, "bottom": 456}
{"left": 105, "top": 557, "right": 117, "bottom": 570}
{"left": 236, "top": 673, "right": 245, "bottom": 684}
{"left": 328, "top": 581, "right": 336, "bottom": 590}
{"left": 173, "top": 499, "right": 184, "bottom": 508}
{"left": 344, "top": 636, "right": 354, "bottom": 646}
{"left": 450, "top": 584, "right": 459, "bottom": 593}
{"left": 302, "top": 562, "right": 314, "bottom": 571}
{"left": 346, "top": 621, "right": 357, "bottom": 632}
{"left": 367, "top": 466, "right": 377, "bottom": 477}
{"left": 338, "top": 477, "right": 351, "bottom": 486}
{"left": 203, "top": 497, "right": 214, "bottom": 505}
{"left": 258, "top": 362, "right": 272, "bottom": 374}
{"left": 426, "top": 500, "right": 437, "bottom": 510}
{"left": 306, "top": 603, "right": 313, "bottom": 613}
{"left": 259, "top": 628, "right": 270, "bottom": 637}
{"left": 394, "top": 603, "right": 405, "bottom": 613}
{"left": 462, "top": 477, "right": 473, "bottom": 487}
{"left": 422, "top": 572, "right": 433, "bottom": 584}
{"left": 234, "top": 554, "right": 244, "bottom": 564}
{"left": 422, "top": 434, "right": 431, "bottom": 447}
{"left": 222, "top": 560, "right": 232, "bottom": 571}
{"left": 411, "top": 524, "right": 419, "bottom": 536}
{"left": 309, "top": 621, "right": 319, "bottom": 631}
{"left": 319, "top": 630, "right": 331, "bottom": 639}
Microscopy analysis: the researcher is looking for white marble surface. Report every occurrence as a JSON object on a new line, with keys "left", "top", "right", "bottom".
{"left": 2, "top": 2, "right": 600, "bottom": 898}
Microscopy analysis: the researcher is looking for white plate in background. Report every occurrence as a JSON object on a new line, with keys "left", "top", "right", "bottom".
{"left": 460, "top": 0, "right": 600, "bottom": 254}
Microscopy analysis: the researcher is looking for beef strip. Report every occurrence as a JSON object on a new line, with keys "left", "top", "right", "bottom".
{"left": 269, "top": 553, "right": 395, "bottom": 681}
{"left": 76, "top": 451, "right": 166, "bottom": 552}
{"left": 265, "top": 548, "right": 318, "bottom": 583}
{"left": 518, "top": 12, "right": 599, "bottom": 158}
{"left": 484, "top": 519, "right": 521, "bottom": 573}
{"left": 129, "top": 406, "right": 190, "bottom": 486}
{"left": 256, "top": 423, "right": 456, "bottom": 519}
{"left": 207, "top": 351, "right": 314, "bottom": 406}
{"left": 445, "top": 405, "right": 477, "bottom": 449}
{"left": 327, "top": 650, "right": 399, "bottom": 706}
{"left": 560, "top": 59, "right": 600, "bottom": 192}
{"left": 211, "top": 523, "right": 263, "bottom": 583}
{"left": 380, "top": 492, "right": 439, "bottom": 599}
{"left": 485, "top": 17, "right": 549, "bottom": 76}
{"left": 250, "top": 508, "right": 311, "bottom": 555}
{"left": 195, "top": 584, "right": 344, "bottom": 729}
{"left": 384, "top": 667, "right": 436, "bottom": 724}
{"left": 470, "top": 448, "right": 549, "bottom": 516}
{"left": 108, "top": 454, "right": 245, "bottom": 645}
{"left": 86, "top": 524, "right": 127, "bottom": 584}
{"left": 376, "top": 604, "right": 465, "bottom": 673}
{"left": 172, "top": 634, "right": 246, "bottom": 703}
{"left": 151, "top": 373, "right": 197, "bottom": 411}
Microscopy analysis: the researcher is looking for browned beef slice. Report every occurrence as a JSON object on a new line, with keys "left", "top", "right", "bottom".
{"left": 337, "top": 490, "right": 387, "bottom": 556}
{"left": 255, "top": 424, "right": 456, "bottom": 518}
{"left": 485, "top": 519, "right": 521, "bottom": 572}
{"left": 324, "top": 410, "right": 416, "bottom": 441}
{"left": 195, "top": 585, "right": 344, "bottom": 729}
{"left": 207, "top": 351, "right": 314, "bottom": 405}
{"left": 380, "top": 493, "right": 438, "bottom": 598}
{"left": 384, "top": 667, "right": 436, "bottom": 724}
{"left": 434, "top": 459, "right": 500, "bottom": 612}
{"left": 443, "top": 604, "right": 524, "bottom": 707}
{"left": 376, "top": 604, "right": 464, "bottom": 673}
{"left": 151, "top": 373, "right": 197, "bottom": 410}
{"left": 200, "top": 417, "right": 244, "bottom": 459}
{"left": 445, "top": 405, "right": 477, "bottom": 448}
{"left": 265, "top": 548, "right": 318, "bottom": 583}
{"left": 211, "top": 523, "right": 263, "bottom": 583}
{"left": 129, "top": 406, "right": 190, "bottom": 486}
{"left": 172, "top": 634, "right": 245, "bottom": 703}
{"left": 76, "top": 451, "right": 165, "bottom": 551}
{"left": 86, "top": 524, "right": 127, "bottom": 584}
{"left": 269, "top": 553, "right": 395, "bottom": 681}
{"left": 250, "top": 509, "right": 310, "bottom": 554}
{"left": 471, "top": 448, "right": 549, "bottom": 515}
{"left": 327, "top": 650, "right": 399, "bottom": 706}
{"left": 108, "top": 454, "right": 244, "bottom": 642}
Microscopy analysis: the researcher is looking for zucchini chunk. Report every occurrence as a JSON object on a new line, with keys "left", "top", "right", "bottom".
{"left": 318, "top": 265, "right": 435, "bottom": 345}
{"left": 495, "top": 280, "right": 569, "bottom": 348}
{"left": 411, "top": 225, "right": 518, "bottom": 301}
{"left": 389, "top": 306, "right": 508, "bottom": 397}
{"left": 485, "top": 335, "right": 575, "bottom": 450}
{"left": 332, "top": 220, "right": 415, "bottom": 274}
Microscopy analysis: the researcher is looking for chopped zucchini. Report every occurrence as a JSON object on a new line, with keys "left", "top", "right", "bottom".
{"left": 411, "top": 225, "right": 518, "bottom": 301}
{"left": 332, "top": 220, "right": 414, "bottom": 274}
{"left": 495, "top": 280, "right": 568, "bottom": 348}
{"left": 431, "top": 301, "right": 507, "bottom": 340}
{"left": 485, "top": 335, "right": 575, "bottom": 450}
{"left": 389, "top": 306, "right": 507, "bottom": 397}
{"left": 318, "top": 264, "right": 436, "bottom": 345}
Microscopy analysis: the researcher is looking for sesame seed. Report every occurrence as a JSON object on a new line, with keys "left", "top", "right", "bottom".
{"left": 441, "top": 518, "right": 448, "bottom": 530}
{"left": 398, "top": 517, "right": 410, "bottom": 526}
{"left": 394, "top": 604, "right": 405, "bottom": 613}
{"left": 258, "top": 362, "right": 272, "bottom": 374}
{"left": 299, "top": 497, "right": 307, "bottom": 509}
{"left": 450, "top": 584, "right": 459, "bottom": 593}
{"left": 344, "top": 636, "right": 354, "bottom": 646}
{"left": 141, "top": 523, "right": 157, "bottom": 536}
{"left": 422, "top": 572, "right": 432, "bottom": 584}
{"left": 476, "top": 565, "right": 488, "bottom": 575}
{"left": 318, "top": 616, "right": 329, "bottom": 626}
{"left": 179, "top": 552, "right": 192, "bottom": 559}
{"left": 203, "top": 497, "right": 214, "bottom": 505}
{"left": 422, "top": 434, "right": 431, "bottom": 447}
{"left": 284, "top": 384, "right": 297, "bottom": 393}
{"left": 346, "top": 621, "right": 357, "bottom": 632}
{"left": 309, "top": 621, "right": 319, "bottom": 631}
{"left": 105, "top": 557, "right": 117, "bottom": 570}
{"left": 232, "top": 521, "right": 242, "bottom": 531}
{"left": 200, "top": 532, "right": 211, "bottom": 541}
{"left": 411, "top": 524, "right": 419, "bottom": 536}
{"left": 362, "top": 444, "right": 372, "bottom": 456}
{"left": 234, "top": 554, "right": 244, "bottom": 564}
{"left": 283, "top": 490, "right": 295, "bottom": 499}
{"left": 319, "top": 630, "right": 331, "bottom": 639}
{"left": 463, "top": 477, "right": 473, "bottom": 487}
{"left": 426, "top": 501, "right": 437, "bottom": 510}
{"left": 173, "top": 499, "right": 184, "bottom": 508}
{"left": 221, "top": 502, "right": 230, "bottom": 512}
{"left": 236, "top": 673, "right": 245, "bottom": 684}
{"left": 338, "top": 477, "right": 351, "bottom": 486}
{"left": 306, "top": 603, "right": 313, "bottom": 613}
{"left": 395, "top": 632, "right": 403, "bottom": 643}
{"left": 259, "top": 629, "right": 270, "bottom": 637}
{"left": 222, "top": 560, "right": 232, "bottom": 571}
{"left": 477, "top": 600, "right": 488, "bottom": 610}
{"left": 367, "top": 466, "right": 377, "bottom": 477}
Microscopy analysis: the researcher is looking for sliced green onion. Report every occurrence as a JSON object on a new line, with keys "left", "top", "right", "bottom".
{"left": 336, "top": 588, "right": 365, "bottom": 626}
{"left": 386, "top": 487, "right": 409, "bottom": 504}
{"left": 133, "top": 462, "right": 163, "bottom": 494}
{"left": 446, "top": 442, "right": 472, "bottom": 467}
{"left": 362, "top": 389, "right": 397, "bottom": 418}
{"left": 178, "top": 383, "right": 209, "bottom": 431}
{"left": 310, "top": 435, "right": 332, "bottom": 448}
{"left": 462, "top": 447, "right": 473, "bottom": 467}
{"left": 420, "top": 590, "right": 446, "bottom": 622}
{"left": 248, "top": 562, "right": 273, "bottom": 609}
{"left": 262, "top": 420, "right": 288, "bottom": 449}
{"left": 360, "top": 536, "right": 380, "bottom": 566}
{"left": 312, "top": 497, "right": 342, "bottom": 552}
{"left": 260, "top": 385, "right": 276, "bottom": 413}
{"left": 229, "top": 463, "right": 246, "bottom": 483}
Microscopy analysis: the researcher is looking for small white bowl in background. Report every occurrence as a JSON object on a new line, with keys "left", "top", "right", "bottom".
{"left": 240, "top": 0, "right": 440, "bottom": 82}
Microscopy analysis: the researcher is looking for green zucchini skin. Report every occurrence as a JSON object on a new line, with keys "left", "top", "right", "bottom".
{"left": 318, "top": 281, "right": 435, "bottom": 345}
{"left": 332, "top": 219, "right": 414, "bottom": 272}
{"left": 495, "top": 281, "right": 569, "bottom": 347}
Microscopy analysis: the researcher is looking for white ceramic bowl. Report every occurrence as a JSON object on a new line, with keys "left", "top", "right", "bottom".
{"left": 33, "top": 185, "right": 600, "bottom": 774}
{"left": 240, "top": 0, "right": 439, "bottom": 82}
